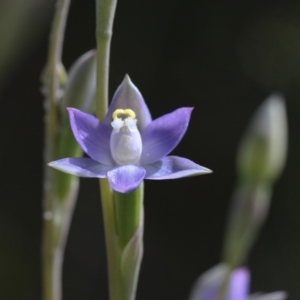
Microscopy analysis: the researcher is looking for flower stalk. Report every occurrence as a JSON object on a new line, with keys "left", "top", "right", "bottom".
{"left": 95, "top": 0, "right": 123, "bottom": 299}
{"left": 94, "top": 1, "right": 146, "bottom": 299}
{"left": 114, "top": 184, "right": 143, "bottom": 250}
{"left": 42, "top": 0, "right": 71, "bottom": 299}
{"left": 223, "top": 95, "right": 287, "bottom": 269}
{"left": 218, "top": 95, "right": 287, "bottom": 300}
{"left": 96, "top": 0, "right": 117, "bottom": 121}
{"left": 114, "top": 184, "right": 144, "bottom": 300}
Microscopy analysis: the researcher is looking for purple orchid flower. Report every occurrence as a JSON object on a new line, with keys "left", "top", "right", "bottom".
{"left": 49, "top": 75, "right": 211, "bottom": 193}
{"left": 190, "top": 264, "right": 287, "bottom": 300}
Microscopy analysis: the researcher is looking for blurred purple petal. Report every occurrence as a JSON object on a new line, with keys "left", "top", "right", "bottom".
{"left": 190, "top": 265, "right": 249, "bottom": 300}
{"left": 248, "top": 291, "right": 288, "bottom": 300}
{"left": 144, "top": 156, "right": 211, "bottom": 179}
{"left": 107, "top": 165, "right": 146, "bottom": 193}
{"left": 189, "top": 264, "right": 228, "bottom": 300}
{"left": 104, "top": 75, "right": 152, "bottom": 130}
{"left": 68, "top": 108, "right": 114, "bottom": 165}
{"left": 48, "top": 158, "right": 113, "bottom": 177}
{"left": 140, "top": 107, "right": 193, "bottom": 164}
{"left": 229, "top": 268, "right": 250, "bottom": 300}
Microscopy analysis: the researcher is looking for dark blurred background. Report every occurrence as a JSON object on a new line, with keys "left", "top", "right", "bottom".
{"left": 0, "top": 0, "right": 300, "bottom": 299}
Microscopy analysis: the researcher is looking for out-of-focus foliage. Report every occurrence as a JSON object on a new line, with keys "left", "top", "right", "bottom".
{"left": 0, "top": 0, "right": 54, "bottom": 91}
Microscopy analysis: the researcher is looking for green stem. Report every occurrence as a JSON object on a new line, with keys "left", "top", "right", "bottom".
{"left": 114, "top": 184, "right": 144, "bottom": 300}
{"left": 46, "top": 0, "right": 70, "bottom": 139}
{"left": 42, "top": 0, "right": 71, "bottom": 300}
{"left": 114, "top": 184, "right": 144, "bottom": 250}
{"left": 219, "top": 181, "right": 272, "bottom": 300}
{"left": 43, "top": 179, "right": 79, "bottom": 300}
{"left": 222, "top": 181, "right": 271, "bottom": 268}
{"left": 95, "top": 0, "right": 119, "bottom": 299}
{"left": 100, "top": 180, "right": 123, "bottom": 300}
{"left": 96, "top": 0, "right": 117, "bottom": 121}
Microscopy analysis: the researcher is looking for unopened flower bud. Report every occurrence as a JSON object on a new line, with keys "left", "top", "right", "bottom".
{"left": 237, "top": 94, "right": 287, "bottom": 183}
{"left": 60, "top": 49, "right": 96, "bottom": 113}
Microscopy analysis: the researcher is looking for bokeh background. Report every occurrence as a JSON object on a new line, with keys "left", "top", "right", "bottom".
{"left": 0, "top": 0, "right": 300, "bottom": 299}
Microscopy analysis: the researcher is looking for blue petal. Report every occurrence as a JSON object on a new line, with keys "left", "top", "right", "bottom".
{"left": 68, "top": 108, "right": 114, "bottom": 165}
{"left": 229, "top": 268, "right": 250, "bottom": 300}
{"left": 189, "top": 264, "right": 228, "bottom": 300}
{"left": 190, "top": 265, "right": 249, "bottom": 300}
{"left": 104, "top": 75, "right": 152, "bottom": 131}
{"left": 48, "top": 158, "right": 113, "bottom": 177}
{"left": 249, "top": 291, "right": 288, "bottom": 300}
{"left": 144, "top": 156, "right": 211, "bottom": 179}
{"left": 107, "top": 165, "right": 146, "bottom": 193}
{"left": 140, "top": 107, "right": 193, "bottom": 165}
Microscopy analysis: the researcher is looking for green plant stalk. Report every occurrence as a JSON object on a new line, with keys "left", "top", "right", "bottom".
{"left": 42, "top": 0, "right": 71, "bottom": 299}
{"left": 114, "top": 184, "right": 144, "bottom": 250}
{"left": 43, "top": 179, "right": 79, "bottom": 300}
{"left": 95, "top": 0, "right": 120, "bottom": 299}
{"left": 96, "top": 2, "right": 144, "bottom": 299}
{"left": 98, "top": 179, "right": 144, "bottom": 300}
{"left": 96, "top": 0, "right": 117, "bottom": 121}
{"left": 114, "top": 183, "right": 144, "bottom": 300}
{"left": 218, "top": 180, "right": 271, "bottom": 300}
{"left": 222, "top": 180, "right": 271, "bottom": 268}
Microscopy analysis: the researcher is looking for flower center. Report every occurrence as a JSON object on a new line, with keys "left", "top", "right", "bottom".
{"left": 110, "top": 109, "right": 142, "bottom": 165}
